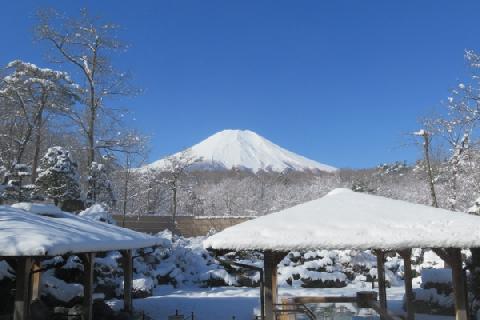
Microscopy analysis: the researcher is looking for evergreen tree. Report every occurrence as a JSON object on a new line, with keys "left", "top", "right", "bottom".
{"left": 1, "top": 164, "right": 33, "bottom": 203}
{"left": 87, "top": 162, "right": 115, "bottom": 208}
{"left": 35, "top": 147, "right": 81, "bottom": 205}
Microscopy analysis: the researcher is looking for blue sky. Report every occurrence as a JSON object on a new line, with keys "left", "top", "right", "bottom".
{"left": 1, "top": 1, "right": 480, "bottom": 168}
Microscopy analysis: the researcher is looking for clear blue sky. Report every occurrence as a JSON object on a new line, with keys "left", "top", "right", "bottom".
{"left": 1, "top": 1, "right": 480, "bottom": 168}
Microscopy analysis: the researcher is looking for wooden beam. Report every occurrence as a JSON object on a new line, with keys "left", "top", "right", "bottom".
{"left": 450, "top": 248, "right": 468, "bottom": 320}
{"left": 122, "top": 249, "right": 134, "bottom": 314}
{"left": 14, "top": 257, "right": 32, "bottom": 320}
{"left": 82, "top": 253, "right": 95, "bottom": 320}
{"left": 30, "top": 259, "right": 41, "bottom": 302}
{"left": 400, "top": 249, "right": 415, "bottom": 320}
{"left": 293, "top": 296, "right": 357, "bottom": 304}
{"left": 375, "top": 250, "right": 388, "bottom": 320}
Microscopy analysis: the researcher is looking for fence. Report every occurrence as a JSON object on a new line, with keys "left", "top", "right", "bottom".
{"left": 112, "top": 215, "right": 253, "bottom": 237}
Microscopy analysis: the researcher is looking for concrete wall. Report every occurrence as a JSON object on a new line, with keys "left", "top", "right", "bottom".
{"left": 112, "top": 215, "right": 252, "bottom": 237}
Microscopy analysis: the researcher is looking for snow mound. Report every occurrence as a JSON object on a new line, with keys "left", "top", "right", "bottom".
{"left": 142, "top": 129, "right": 337, "bottom": 173}
{"left": 421, "top": 268, "right": 452, "bottom": 285}
{"left": 11, "top": 202, "right": 67, "bottom": 218}
{"left": 78, "top": 204, "right": 116, "bottom": 224}
{"left": 41, "top": 269, "right": 84, "bottom": 303}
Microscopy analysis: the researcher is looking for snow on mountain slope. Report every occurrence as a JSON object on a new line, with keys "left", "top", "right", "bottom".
{"left": 142, "top": 130, "right": 337, "bottom": 173}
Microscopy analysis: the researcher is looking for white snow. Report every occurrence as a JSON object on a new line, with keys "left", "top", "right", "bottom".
{"left": 11, "top": 202, "right": 65, "bottom": 217}
{"left": 204, "top": 188, "right": 480, "bottom": 251}
{"left": 413, "top": 129, "right": 426, "bottom": 136}
{"left": 0, "top": 205, "right": 165, "bottom": 256}
{"left": 421, "top": 268, "right": 452, "bottom": 285}
{"left": 41, "top": 269, "right": 84, "bottom": 303}
{"left": 107, "top": 285, "right": 453, "bottom": 320}
{"left": 132, "top": 277, "right": 155, "bottom": 293}
{"left": 413, "top": 288, "right": 454, "bottom": 307}
{"left": 78, "top": 204, "right": 116, "bottom": 224}
{"left": 142, "top": 129, "right": 337, "bottom": 173}
{"left": 0, "top": 260, "right": 14, "bottom": 280}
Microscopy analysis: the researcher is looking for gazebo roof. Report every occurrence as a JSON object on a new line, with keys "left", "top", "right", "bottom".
{"left": 0, "top": 204, "right": 165, "bottom": 256}
{"left": 204, "top": 188, "right": 480, "bottom": 251}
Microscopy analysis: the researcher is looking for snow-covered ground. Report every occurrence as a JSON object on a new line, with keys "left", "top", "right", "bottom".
{"left": 108, "top": 285, "right": 453, "bottom": 320}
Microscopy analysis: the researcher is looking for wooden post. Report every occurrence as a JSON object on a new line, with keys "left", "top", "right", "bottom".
{"left": 259, "top": 266, "right": 265, "bottom": 320}
{"left": 450, "top": 248, "right": 468, "bottom": 320}
{"left": 82, "top": 253, "right": 95, "bottom": 320}
{"left": 375, "top": 250, "right": 388, "bottom": 320}
{"left": 14, "top": 257, "right": 32, "bottom": 320}
{"left": 122, "top": 249, "right": 134, "bottom": 314}
{"left": 264, "top": 250, "right": 276, "bottom": 320}
{"left": 263, "top": 251, "right": 285, "bottom": 320}
{"left": 400, "top": 249, "right": 415, "bottom": 320}
{"left": 30, "top": 259, "right": 42, "bottom": 302}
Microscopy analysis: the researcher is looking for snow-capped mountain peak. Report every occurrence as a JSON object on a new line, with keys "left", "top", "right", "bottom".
{"left": 143, "top": 129, "right": 337, "bottom": 173}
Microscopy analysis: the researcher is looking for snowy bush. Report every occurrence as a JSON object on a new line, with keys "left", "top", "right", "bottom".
{"left": 153, "top": 235, "right": 235, "bottom": 287}
{"left": 410, "top": 264, "right": 454, "bottom": 315}
{"left": 79, "top": 204, "right": 116, "bottom": 224}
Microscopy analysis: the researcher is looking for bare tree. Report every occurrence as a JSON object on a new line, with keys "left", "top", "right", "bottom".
{"left": 35, "top": 8, "right": 138, "bottom": 201}
{"left": 413, "top": 129, "right": 439, "bottom": 208}
{"left": 112, "top": 134, "right": 148, "bottom": 226}
{"left": 161, "top": 149, "right": 199, "bottom": 233}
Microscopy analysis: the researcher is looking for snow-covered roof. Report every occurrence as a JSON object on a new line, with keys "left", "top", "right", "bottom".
{"left": 0, "top": 204, "right": 165, "bottom": 256}
{"left": 204, "top": 188, "right": 480, "bottom": 251}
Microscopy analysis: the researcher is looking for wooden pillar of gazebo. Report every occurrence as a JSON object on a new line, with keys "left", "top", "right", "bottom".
{"left": 14, "top": 257, "right": 33, "bottom": 320}
{"left": 264, "top": 250, "right": 285, "bottom": 320}
{"left": 82, "top": 252, "right": 96, "bottom": 320}
{"left": 121, "top": 249, "right": 134, "bottom": 314}
{"left": 399, "top": 249, "right": 415, "bottom": 320}
{"left": 30, "top": 259, "right": 42, "bottom": 302}
{"left": 450, "top": 248, "right": 468, "bottom": 320}
{"left": 375, "top": 250, "right": 388, "bottom": 320}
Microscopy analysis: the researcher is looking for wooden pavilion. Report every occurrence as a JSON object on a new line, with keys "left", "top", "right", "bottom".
{"left": 205, "top": 188, "right": 480, "bottom": 320}
{"left": 0, "top": 203, "right": 164, "bottom": 320}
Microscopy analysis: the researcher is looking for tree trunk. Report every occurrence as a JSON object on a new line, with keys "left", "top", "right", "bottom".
{"left": 30, "top": 113, "right": 44, "bottom": 183}
{"left": 172, "top": 185, "right": 177, "bottom": 235}
{"left": 421, "top": 132, "right": 438, "bottom": 208}
{"left": 122, "top": 156, "right": 130, "bottom": 228}
{"left": 87, "top": 103, "right": 96, "bottom": 204}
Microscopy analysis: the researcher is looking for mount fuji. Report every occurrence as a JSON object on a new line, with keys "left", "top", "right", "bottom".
{"left": 143, "top": 129, "right": 337, "bottom": 173}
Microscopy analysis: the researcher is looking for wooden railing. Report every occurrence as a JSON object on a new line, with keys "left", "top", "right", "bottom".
{"left": 275, "top": 292, "right": 402, "bottom": 320}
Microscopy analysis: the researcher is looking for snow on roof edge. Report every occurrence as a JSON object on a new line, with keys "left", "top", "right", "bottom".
{"left": 0, "top": 205, "right": 166, "bottom": 257}
{"left": 204, "top": 188, "right": 480, "bottom": 251}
